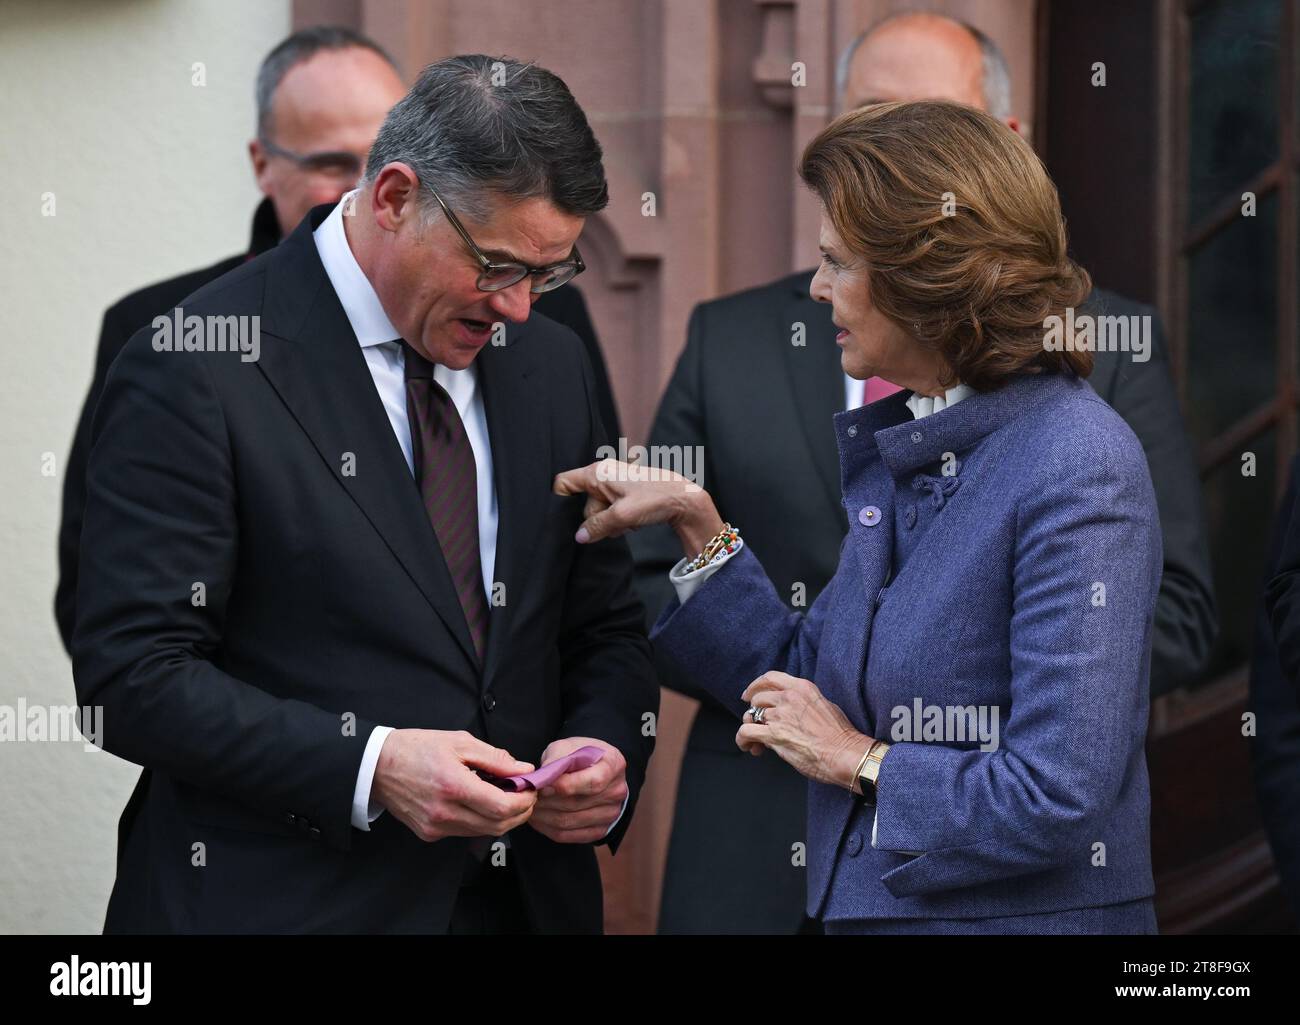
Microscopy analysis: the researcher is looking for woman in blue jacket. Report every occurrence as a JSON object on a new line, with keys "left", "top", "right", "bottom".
{"left": 557, "top": 100, "right": 1161, "bottom": 934}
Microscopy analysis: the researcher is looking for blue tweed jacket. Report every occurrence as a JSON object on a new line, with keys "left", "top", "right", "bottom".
{"left": 652, "top": 372, "right": 1161, "bottom": 925}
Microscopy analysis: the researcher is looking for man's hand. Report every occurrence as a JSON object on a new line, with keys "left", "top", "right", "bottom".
{"left": 529, "top": 736, "right": 628, "bottom": 844}
{"left": 371, "top": 729, "right": 538, "bottom": 842}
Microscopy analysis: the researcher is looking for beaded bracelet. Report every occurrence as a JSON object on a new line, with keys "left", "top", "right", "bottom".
{"left": 683, "top": 522, "right": 742, "bottom": 574}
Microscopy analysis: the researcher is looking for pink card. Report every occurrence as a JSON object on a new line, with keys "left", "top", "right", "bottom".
{"left": 483, "top": 745, "right": 606, "bottom": 792}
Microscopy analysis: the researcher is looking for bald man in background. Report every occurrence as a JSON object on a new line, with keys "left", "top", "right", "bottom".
{"left": 634, "top": 10, "right": 1214, "bottom": 934}
{"left": 842, "top": 11, "right": 1013, "bottom": 126}
{"left": 57, "top": 26, "right": 621, "bottom": 650}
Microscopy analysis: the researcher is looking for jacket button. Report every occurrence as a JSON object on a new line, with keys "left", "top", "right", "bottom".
{"left": 911, "top": 431, "right": 923, "bottom": 443}
{"left": 284, "top": 812, "right": 297, "bottom": 826}
{"left": 846, "top": 833, "right": 864, "bottom": 857}
{"left": 482, "top": 692, "right": 497, "bottom": 712}
{"left": 858, "top": 505, "right": 881, "bottom": 527}
{"left": 847, "top": 425, "right": 858, "bottom": 438}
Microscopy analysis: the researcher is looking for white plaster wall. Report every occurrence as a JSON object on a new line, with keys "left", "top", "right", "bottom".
{"left": 0, "top": 0, "right": 290, "bottom": 933}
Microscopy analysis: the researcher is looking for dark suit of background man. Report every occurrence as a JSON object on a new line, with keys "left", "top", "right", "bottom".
{"left": 72, "top": 54, "right": 657, "bottom": 934}
{"left": 633, "top": 10, "right": 1216, "bottom": 935}
{"left": 56, "top": 26, "right": 622, "bottom": 654}
{"left": 1251, "top": 457, "right": 1300, "bottom": 928}
{"left": 1267, "top": 469, "right": 1300, "bottom": 707}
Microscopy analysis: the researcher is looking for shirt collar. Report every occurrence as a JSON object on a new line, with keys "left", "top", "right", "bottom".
{"left": 312, "top": 190, "right": 402, "bottom": 349}
{"left": 905, "top": 383, "right": 975, "bottom": 420}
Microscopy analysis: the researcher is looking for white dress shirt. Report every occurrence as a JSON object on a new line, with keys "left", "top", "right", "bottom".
{"left": 904, "top": 383, "right": 976, "bottom": 419}
{"left": 845, "top": 375, "right": 975, "bottom": 415}
{"left": 314, "top": 194, "right": 625, "bottom": 837}
{"left": 666, "top": 383, "right": 973, "bottom": 849}
{"left": 843, "top": 373, "right": 862, "bottom": 410}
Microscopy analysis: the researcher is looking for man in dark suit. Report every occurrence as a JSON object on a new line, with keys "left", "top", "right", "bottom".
{"left": 634, "top": 10, "right": 1216, "bottom": 934}
{"left": 56, "top": 26, "right": 620, "bottom": 653}
{"left": 72, "top": 55, "right": 657, "bottom": 934}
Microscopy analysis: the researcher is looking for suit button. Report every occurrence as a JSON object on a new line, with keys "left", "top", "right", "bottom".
{"left": 858, "top": 505, "right": 881, "bottom": 527}
{"left": 284, "top": 812, "right": 297, "bottom": 826}
{"left": 910, "top": 431, "right": 923, "bottom": 443}
{"left": 482, "top": 692, "right": 497, "bottom": 712}
{"left": 847, "top": 425, "right": 858, "bottom": 438}
{"left": 846, "top": 833, "right": 864, "bottom": 857}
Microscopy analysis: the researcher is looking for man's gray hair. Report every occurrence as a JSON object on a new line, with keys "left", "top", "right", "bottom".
{"left": 256, "top": 25, "right": 399, "bottom": 140}
{"left": 362, "top": 55, "right": 608, "bottom": 222}
{"left": 834, "top": 12, "right": 1013, "bottom": 120}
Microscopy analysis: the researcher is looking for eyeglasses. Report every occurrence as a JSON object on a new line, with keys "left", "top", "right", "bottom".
{"left": 259, "top": 138, "right": 364, "bottom": 183}
{"left": 428, "top": 188, "right": 585, "bottom": 294}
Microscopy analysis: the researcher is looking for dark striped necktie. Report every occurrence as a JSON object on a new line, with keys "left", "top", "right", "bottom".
{"left": 401, "top": 341, "right": 489, "bottom": 664}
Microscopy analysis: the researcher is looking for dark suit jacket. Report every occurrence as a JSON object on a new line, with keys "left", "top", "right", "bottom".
{"left": 1251, "top": 456, "right": 1300, "bottom": 926}
{"left": 632, "top": 268, "right": 1215, "bottom": 933}
{"left": 72, "top": 204, "right": 657, "bottom": 934}
{"left": 1266, "top": 467, "right": 1300, "bottom": 702}
{"left": 55, "top": 201, "right": 620, "bottom": 652}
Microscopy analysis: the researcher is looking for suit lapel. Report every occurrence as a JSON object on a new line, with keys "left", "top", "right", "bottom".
{"left": 254, "top": 212, "right": 480, "bottom": 673}
{"left": 477, "top": 324, "right": 550, "bottom": 690}
{"left": 780, "top": 273, "right": 843, "bottom": 519}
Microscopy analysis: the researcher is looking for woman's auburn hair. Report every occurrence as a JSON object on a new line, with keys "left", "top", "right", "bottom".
{"left": 799, "top": 100, "right": 1093, "bottom": 390}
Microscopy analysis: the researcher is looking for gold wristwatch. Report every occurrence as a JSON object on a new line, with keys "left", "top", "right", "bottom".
{"left": 852, "top": 739, "right": 889, "bottom": 805}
